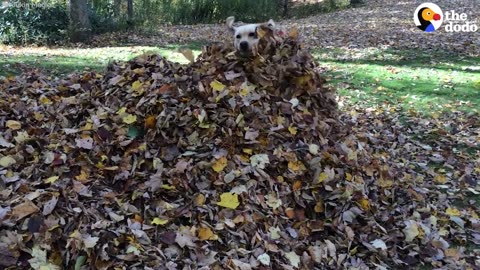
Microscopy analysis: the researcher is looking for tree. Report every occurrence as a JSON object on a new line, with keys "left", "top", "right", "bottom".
{"left": 127, "top": 0, "right": 134, "bottom": 29}
{"left": 69, "top": 0, "right": 91, "bottom": 42}
{"left": 113, "top": 0, "right": 121, "bottom": 19}
{"left": 279, "top": 0, "right": 289, "bottom": 17}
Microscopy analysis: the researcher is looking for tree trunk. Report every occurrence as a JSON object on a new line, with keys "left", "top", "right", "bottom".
{"left": 69, "top": 0, "right": 91, "bottom": 42}
{"left": 113, "top": 0, "right": 121, "bottom": 18}
{"left": 127, "top": 0, "right": 134, "bottom": 28}
{"left": 282, "top": 0, "right": 289, "bottom": 17}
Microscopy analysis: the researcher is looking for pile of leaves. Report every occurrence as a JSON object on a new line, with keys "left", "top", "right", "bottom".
{"left": 0, "top": 26, "right": 479, "bottom": 269}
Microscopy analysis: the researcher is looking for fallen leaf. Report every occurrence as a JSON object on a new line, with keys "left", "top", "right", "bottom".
{"left": 6, "top": 120, "right": 21, "bottom": 130}
{"left": 217, "top": 193, "right": 240, "bottom": 209}
{"left": 145, "top": 115, "right": 157, "bottom": 129}
{"left": 250, "top": 154, "right": 269, "bottom": 169}
{"left": 403, "top": 220, "right": 420, "bottom": 242}
{"left": 370, "top": 239, "right": 387, "bottom": 250}
{"left": 28, "top": 246, "right": 60, "bottom": 270}
{"left": 212, "top": 156, "right": 228, "bottom": 172}
{"left": 210, "top": 80, "right": 225, "bottom": 91}
{"left": 284, "top": 251, "right": 300, "bottom": 268}
{"left": 152, "top": 218, "right": 169, "bottom": 225}
{"left": 258, "top": 253, "right": 270, "bottom": 266}
{"left": 198, "top": 227, "right": 217, "bottom": 241}
{"left": 178, "top": 48, "right": 195, "bottom": 63}
{"left": 0, "top": 156, "right": 16, "bottom": 168}
{"left": 12, "top": 200, "right": 39, "bottom": 221}
{"left": 122, "top": 114, "right": 137, "bottom": 124}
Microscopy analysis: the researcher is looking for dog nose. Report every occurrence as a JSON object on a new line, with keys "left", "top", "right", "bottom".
{"left": 239, "top": 41, "right": 249, "bottom": 51}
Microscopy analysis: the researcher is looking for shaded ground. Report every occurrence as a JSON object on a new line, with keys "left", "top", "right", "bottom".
{"left": 88, "top": 0, "right": 480, "bottom": 55}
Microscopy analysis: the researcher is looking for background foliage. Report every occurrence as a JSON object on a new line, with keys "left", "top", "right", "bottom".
{"left": 0, "top": 0, "right": 68, "bottom": 45}
{"left": 0, "top": 0, "right": 352, "bottom": 45}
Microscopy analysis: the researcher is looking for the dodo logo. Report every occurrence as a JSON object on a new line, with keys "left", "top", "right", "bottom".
{"left": 414, "top": 3, "right": 443, "bottom": 32}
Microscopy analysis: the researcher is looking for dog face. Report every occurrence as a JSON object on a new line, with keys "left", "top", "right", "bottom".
{"left": 226, "top": 16, "right": 275, "bottom": 57}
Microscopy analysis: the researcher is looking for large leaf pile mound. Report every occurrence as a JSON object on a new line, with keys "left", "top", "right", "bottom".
{"left": 2, "top": 29, "right": 477, "bottom": 269}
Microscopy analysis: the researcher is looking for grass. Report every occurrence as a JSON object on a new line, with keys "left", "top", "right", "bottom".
{"left": 312, "top": 47, "right": 480, "bottom": 115}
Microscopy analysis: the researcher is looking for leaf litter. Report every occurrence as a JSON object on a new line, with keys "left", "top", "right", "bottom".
{"left": 1, "top": 12, "right": 480, "bottom": 270}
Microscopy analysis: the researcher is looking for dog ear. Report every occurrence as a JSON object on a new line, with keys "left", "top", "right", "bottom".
{"left": 266, "top": 19, "right": 275, "bottom": 28}
{"left": 226, "top": 16, "right": 235, "bottom": 32}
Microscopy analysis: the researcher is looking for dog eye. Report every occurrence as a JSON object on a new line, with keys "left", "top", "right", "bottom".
{"left": 236, "top": 34, "right": 241, "bottom": 39}
{"left": 248, "top": 32, "right": 255, "bottom": 37}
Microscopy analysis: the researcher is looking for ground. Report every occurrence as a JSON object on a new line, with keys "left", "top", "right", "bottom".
{"left": 0, "top": 0, "right": 479, "bottom": 269}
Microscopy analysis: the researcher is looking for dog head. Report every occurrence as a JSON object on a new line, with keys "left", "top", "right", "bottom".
{"left": 226, "top": 16, "right": 275, "bottom": 57}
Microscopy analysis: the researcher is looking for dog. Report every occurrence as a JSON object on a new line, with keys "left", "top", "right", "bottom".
{"left": 226, "top": 16, "right": 276, "bottom": 57}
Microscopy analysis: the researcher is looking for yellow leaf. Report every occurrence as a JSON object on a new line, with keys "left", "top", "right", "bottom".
{"left": 446, "top": 207, "right": 461, "bottom": 216}
{"left": 295, "top": 75, "right": 311, "bottom": 86}
{"left": 144, "top": 115, "right": 156, "bottom": 129}
{"left": 434, "top": 174, "right": 448, "bottom": 184}
{"left": 289, "top": 26, "right": 299, "bottom": 39}
{"left": 75, "top": 170, "right": 89, "bottom": 182}
{"left": 288, "top": 126, "right": 297, "bottom": 135}
{"left": 345, "top": 173, "right": 353, "bottom": 181}
{"left": 6, "top": 120, "right": 21, "bottom": 130}
{"left": 257, "top": 27, "right": 267, "bottom": 38}
{"left": 122, "top": 114, "right": 137, "bottom": 124}
{"left": 217, "top": 192, "right": 240, "bottom": 209}
{"left": 116, "top": 107, "right": 127, "bottom": 115}
{"left": 212, "top": 156, "right": 228, "bottom": 172}
{"left": 314, "top": 200, "right": 324, "bottom": 213}
{"left": 132, "top": 68, "right": 145, "bottom": 75}
{"left": 198, "top": 227, "right": 217, "bottom": 241}
{"left": 44, "top": 176, "right": 59, "bottom": 184}
{"left": 210, "top": 80, "right": 225, "bottom": 91}
{"left": 152, "top": 217, "right": 169, "bottom": 225}
{"left": 131, "top": 80, "right": 144, "bottom": 95}
{"left": 379, "top": 178, "right": 394, "bottom": 188}
{"left": 195, "top": 194, "right": 205, "bottom": 206}
{"left": 161, "top": 184, "right": 176, "bottom": 190}
{"left": 39, "top": 96, "right": 52, "bottom": 104}
{"left": 33, "top": 113, "right": 44, "bottom": 121}
{"left": 242, "top": 148, "right": 252, "bottom": 155}
{"left": 288, "top": 160, "right": 306, "bottom": 172}
{"left": 358, "top": 198, "right": 370, "bottom": 211}
{"left": 0, "top": 156, "right": 16, "bottom": 167}
{"left": 317, "top": 172, "right": 329, "bottom": 183}
{"left": 292, "top": 180, "right": 302, "bottom": 191}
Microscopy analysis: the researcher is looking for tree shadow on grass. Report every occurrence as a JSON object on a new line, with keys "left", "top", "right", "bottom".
{"left": 314, "top": 48, "right": 480, "bottom": 74}
{"left": 333, "top": 69, "right": 479, "bottom": 113}
{"left": 314, "top": 48, "right": 480, "bottom": 114}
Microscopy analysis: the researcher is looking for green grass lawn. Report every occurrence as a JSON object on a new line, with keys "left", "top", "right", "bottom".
{"left": 313, "top": 47, "right": 480, "bottom": 115}
{"left": 0, "top": 43, "right": 202, "bottom": 77}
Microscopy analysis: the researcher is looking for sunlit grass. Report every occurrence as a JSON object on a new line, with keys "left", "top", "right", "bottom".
{"left": 0, "top": 44, "right": 202, "bottom": 76}
{"left": 313, "top": 47, "right": 480, "bottom": 115}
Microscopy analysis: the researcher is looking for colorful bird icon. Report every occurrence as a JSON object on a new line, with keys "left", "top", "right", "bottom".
{"left": 417, "top": 7, "right": 441, "bottom": 32}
